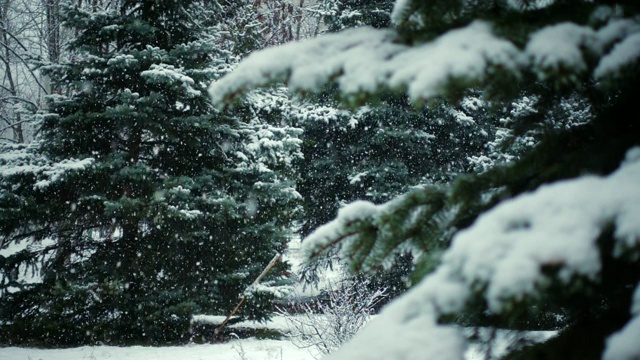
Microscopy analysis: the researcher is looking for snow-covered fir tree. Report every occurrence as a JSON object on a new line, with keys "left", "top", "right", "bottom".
{"left": 209, "top": 0, "right": 640, "bottom": 358}
{"left": 320, "top": 0, "right": 394, "bottom": 32}
{"left": 0, "top": 0, "right": 300, "bottom": 345}
{"left": 282, "top": 0, "right": 546, "bottom": 299}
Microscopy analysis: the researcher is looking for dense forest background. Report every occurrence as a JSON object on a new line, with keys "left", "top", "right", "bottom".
{"left": 1, "top": 1, "right": 639, "bottom": 359}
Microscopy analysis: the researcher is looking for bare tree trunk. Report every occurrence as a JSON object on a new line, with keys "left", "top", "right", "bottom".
{"left": 45, "top": 0, "right": 60, "bottom": 64}
{"left": 43, "top": 0, "right": 60, "bottom": 94}
{"left": 45, "top": 2, "right": 60, "bottom": 65}
{"left": 0, "top": 0, "right": 24, "bottom": 143}
{"left": 295, "top": 0, "right": 304, "bottom": 40}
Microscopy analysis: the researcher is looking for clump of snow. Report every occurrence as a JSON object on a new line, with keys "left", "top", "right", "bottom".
{"left": 0, "top": 142, "right": 94, "bottom": 189}
{"left": 633, "top": 284, "right": 640, "bottom": 315}
{"left": 233, "top": 97, "right": 304, "bottom": 177}
{"left": 603, "top": 317, "right": 640, "bottom": 360}
{"left": 303, "top": 200, "right": 380, "bottom": 259}
{"left": 141, "top": 64, "right": 201, "bottom": 97}
{"left": 209, "top": 17, "right": 640, "bottom": 104}
{"left": 390, "top": 0, "right": 411, "bottom": 25}
{"left": 209, "top": 27, "right": 402, "bottom": 103}
{"left": 191, "top": 313, "right": 319, "bottom": 334}
{"left": 244, "top": 282, "right": 293, "bottom": 299}
{"left": 209, "top": 22, "right": 520, "bottom": 104}
{"left": 596, "top": 19, "right": 640, "bottom": 47}
{"left": 603, "top": 283, "right": 640, "bottom": 360}
{"left": 526, "top": 22, "right": 599, "bottom": 76}
{"left": 450, "top": 109, "right": 476, "bottom": 126}
{"left": 461, "top": 96, "right": 485, "bottom": 112}
{"left": 337, "top": 201, "right": 380, "bottom": 223}
{"left": 595, "top": 32, "right": 640, "bottom": 78}
{"left": 623, "top": 146, "right": 640, "bottom": 165}
{"left": 321, "top": 147, "right": 640, "bottom": 360}
{"left": 510, "top": 96, "right": 538, "bottom": 118}
{"left": 348, "top": 172, "right": 368, "bottom": 185}
{"left": 507, "top": 0, "right": 555, "bottom": 11}
{"left": 388, "top": 21, "right": 522, "bottom": 100}
{"left": 107, "top": 54, "right": 138, "bottom": 67}
{"left": 191, "top": 314, "right": 230, "bottom": 325}
{"left": 34, "top": 158, "right": 95, "bottom": 188}
{"left": 448, "top": 146, "right": 640, "bottom": 312}
{"left": 327, "top": 301, "right": 467, "bottom": 360}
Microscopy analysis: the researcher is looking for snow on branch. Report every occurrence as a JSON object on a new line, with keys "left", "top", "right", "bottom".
{"left": 208, "top": 22, "right": 521, "bottom": 104}
{"left": 447, "top": 147, "right": 640, "bottom": 313}
{"left": 209, "top": 27, "right": 402, "bottom": 103}
{"left": 321, "top": 147, "right": 640, "bottom": 360}
{"left": 595, "top": 32, "right": 640, "bottom": 79}
{"left": 141, "top": 64, "right": 202, "bottom": 97}
{"left": 209, "top": 19, "right": 640, "bottom": 105}
{"left": 525, "top": 22, "right": 600, "bottom": 75}
{"left": 302, "top": 187, "right": 448, "bottom": 273}
{"left": 0, "top": 142, "right": 95, "bottom": 189}
{"left": 604, "top": 283, "right": 640, "bottom": 360}
{"left": 390, "top": 0, "right": 411, "bottom": 25}
{"left": 388, "top": 22, "right": 521, "bottom": 100}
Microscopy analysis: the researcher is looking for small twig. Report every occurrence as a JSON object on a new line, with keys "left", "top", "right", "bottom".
{"left": 0, "top": 118, "right": 35, "bottom": 133}
{"left": 213, "top": 253, "right": 281, "bottom": 339}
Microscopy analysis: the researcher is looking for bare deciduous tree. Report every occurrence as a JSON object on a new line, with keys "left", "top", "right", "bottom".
{"left": 280, "top": 277, "right": 387, "bottom": 358}
{"left": 0, "top": 0, "right": 59, "bottom": 142}
{"left": 0, "top": 0, "right": 118, "bottom": 143}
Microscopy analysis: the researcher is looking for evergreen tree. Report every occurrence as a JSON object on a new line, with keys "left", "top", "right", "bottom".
{"left": 321, "top": 0, "right": 394, "bottom": 32}
{"left": 210, "top": 0, "right": 640, "bottom": 358}
{"left": 297, "top": 92, "right": 504, "bottom": 240}
{"left": 292, "top": 0, "right": 521, "bottom": 299}
{"left": 0, "top": 0, "right": 298, "bottom": 346}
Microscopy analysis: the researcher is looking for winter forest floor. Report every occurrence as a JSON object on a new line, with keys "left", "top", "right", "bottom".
{"left": 0, "top": 237, "right": 557, "bottom": 360}
{"left": 0, "top": 334, "right": 555, "bottom": 360}
{"left": 0, "top": 339, "right": 313, "bottom": 360}
{"left": 0, "top": 315, "right": 556, "bottom": 360}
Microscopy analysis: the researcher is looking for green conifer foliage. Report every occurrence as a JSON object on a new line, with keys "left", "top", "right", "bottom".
{"left": 209, "top": 0, "right": 640, "bottom": 358}
{"left": 0, "top": 0, "right": 298, "bottom": 346}
{"left": 321, "top": 0, "right": 394, "bottom": 32}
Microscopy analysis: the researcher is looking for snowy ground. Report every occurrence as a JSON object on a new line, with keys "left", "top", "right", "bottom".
{"left": 0, "top": 339, "right": 313, "bottom": 360}
{"left": 0, "top": 241, "right": 326, "bottom": 360}
{"left": 0, "top": 240, "right": 556, "bottom": 360}
{"left": 0, "top": 328, "right": 556, "bottom": 360}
